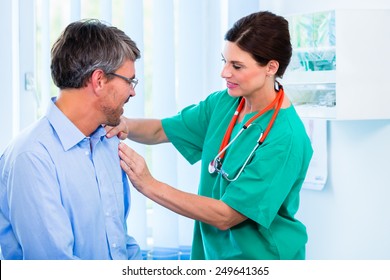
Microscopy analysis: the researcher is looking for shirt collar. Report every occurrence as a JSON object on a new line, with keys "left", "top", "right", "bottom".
{"left": 46, "top": 97, "right": 106, "bottom": 151}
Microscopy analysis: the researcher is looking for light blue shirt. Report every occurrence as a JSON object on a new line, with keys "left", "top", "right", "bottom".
{"left": 0, "top": 98, "right": 141, "bottom": 260}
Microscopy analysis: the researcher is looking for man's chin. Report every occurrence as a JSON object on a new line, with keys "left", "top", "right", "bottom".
{"left": 105, "top": 119, "right": 120, "bottom": 128}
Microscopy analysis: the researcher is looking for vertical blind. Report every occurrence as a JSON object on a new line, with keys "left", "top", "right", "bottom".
{"left": 0, "top": 0, "right": 261, "bottom": 252}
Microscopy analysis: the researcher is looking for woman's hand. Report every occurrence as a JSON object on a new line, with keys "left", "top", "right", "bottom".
{"left": 105, "top": 116, "right": 129, "bottom": 139}
{"left": 118, "top": 142, "right": 156, "bottom": 193}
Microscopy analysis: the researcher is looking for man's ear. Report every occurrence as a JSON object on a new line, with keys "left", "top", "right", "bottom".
{"left": 90, "top": 69, "right": 106, "bottom": 93}
{"left": 267, "top": 60, "right": 279, "bottom": 76}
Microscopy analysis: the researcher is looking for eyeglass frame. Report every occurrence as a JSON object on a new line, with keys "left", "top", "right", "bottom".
{"left": 107, "top": 72, "right": 138, "bottom": 89}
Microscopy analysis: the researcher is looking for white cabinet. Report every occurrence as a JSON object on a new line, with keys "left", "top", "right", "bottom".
{"left": 282, "top": 9, "right": 390, "bottom": 120}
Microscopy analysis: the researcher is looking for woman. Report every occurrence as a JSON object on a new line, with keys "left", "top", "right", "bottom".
{"left": 108, "top": 11, "right": 313, "bottom": 260}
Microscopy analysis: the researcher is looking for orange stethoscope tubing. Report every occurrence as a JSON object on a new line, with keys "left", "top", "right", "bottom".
{"left": 208, "top": 83, "right": 285, "bottom": 181}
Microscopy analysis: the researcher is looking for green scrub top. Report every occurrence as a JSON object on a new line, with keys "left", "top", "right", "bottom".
{"left": 162, "top": 89, "right": 313, "bottom": 260}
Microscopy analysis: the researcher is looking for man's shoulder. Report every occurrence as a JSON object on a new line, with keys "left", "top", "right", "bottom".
{"left": 1, "top": 117, "right": 54, "bottom": 160}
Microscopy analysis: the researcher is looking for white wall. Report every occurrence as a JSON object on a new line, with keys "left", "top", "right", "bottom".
{"left": 301, "top": 121, "right": 390, "bottom": 259}
{"left": 260, "top": 0, "right": 390, "bottom": 259}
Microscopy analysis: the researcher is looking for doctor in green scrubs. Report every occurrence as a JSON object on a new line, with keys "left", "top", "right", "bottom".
{"left": 108, "top": 11, "right": 313, "bottom": 260}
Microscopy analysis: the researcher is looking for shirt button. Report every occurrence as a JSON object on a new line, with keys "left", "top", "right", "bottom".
{"left": 85, "top": 151, "right": 90, "bottom": 156}
{"left": 112, "top": 243, "right": 117, "bottom": 248}
{"left": 105, "top": 212, "right": 110, "bottom": 217}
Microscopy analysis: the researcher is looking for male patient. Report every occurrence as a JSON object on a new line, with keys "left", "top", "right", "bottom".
{"left": 0, "top": 19, "right": 142, "bottom": 259}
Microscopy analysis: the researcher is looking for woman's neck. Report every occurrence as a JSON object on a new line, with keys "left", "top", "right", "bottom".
{"left": 244, "top": 90, "right": 277, "bottom": 114}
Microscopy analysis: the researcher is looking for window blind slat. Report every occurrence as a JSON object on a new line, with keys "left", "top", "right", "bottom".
{"left": 123, "top": 0, "right": 148, "bottom": 250}
{"left": 0, "top": 0, "right": 18, "bottom": 152}
{"left": 149, "top": 0, "right": 179, "bottom": 249}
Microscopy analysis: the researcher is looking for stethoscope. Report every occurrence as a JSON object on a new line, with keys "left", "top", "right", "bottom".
{"left": 208, "top": 82, "right": 285, "bottom": 182}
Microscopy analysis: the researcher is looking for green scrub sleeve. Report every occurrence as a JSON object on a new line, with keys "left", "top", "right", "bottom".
{"left": 161, "top": 105, "right": 208, "bottom": 165}
{"left": 161, "top": 90, "right": 233, "bottom": 165}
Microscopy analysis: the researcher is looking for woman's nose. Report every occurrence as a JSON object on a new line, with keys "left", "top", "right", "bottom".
{"left": 220, "top": 65, "right": 232, "bottom": 78}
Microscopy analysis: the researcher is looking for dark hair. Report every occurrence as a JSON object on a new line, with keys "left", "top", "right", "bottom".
{"left": 225, "top": 11, "right": 292, "bottom": 78}
{"left": 51, "top": 19, "right": 140, "bottom": 89}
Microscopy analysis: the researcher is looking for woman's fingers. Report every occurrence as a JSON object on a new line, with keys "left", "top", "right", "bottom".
{"left": 119, "top": 141, "right": 131, "bottom": 157}
{"left": 120, "top": 158, "right": 130, "bottom": 172}
{"left": 118, "top": 143, "right": 134, "bottom": 169}
{"left": 106, "top": 116, "right": 129, "bottom": 139}
{"left": 119, "top": 142, "right": 142, "bottom": 172}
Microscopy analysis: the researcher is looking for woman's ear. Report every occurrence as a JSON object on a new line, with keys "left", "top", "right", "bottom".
{"left": 267, "top": 60, "right": 279, "bottom": 76}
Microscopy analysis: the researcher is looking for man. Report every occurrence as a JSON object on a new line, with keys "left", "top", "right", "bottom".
{"left": 0, "top": 19, "right": 142, "bottom": 259}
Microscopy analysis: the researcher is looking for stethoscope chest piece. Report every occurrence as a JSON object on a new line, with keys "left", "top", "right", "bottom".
{"left": 208, "top": 161, "right": 216, "bottom": 174}
{"left": 208, "top": 158, "right": 222, "bottom": 174}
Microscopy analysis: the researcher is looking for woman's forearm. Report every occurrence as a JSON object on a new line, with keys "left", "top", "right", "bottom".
{"left": 118, "top": 142, "right": 247, "bottom": 230}
{"left": 125, "top": 118, "right": 168, "bottom": 144}
{"left": 144, "top": 179, "right": 247, "bottom": 230}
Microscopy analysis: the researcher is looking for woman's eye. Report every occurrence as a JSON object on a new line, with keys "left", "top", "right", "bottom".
{"left": 233, "top": 64, "right": 241, "bottom": 70}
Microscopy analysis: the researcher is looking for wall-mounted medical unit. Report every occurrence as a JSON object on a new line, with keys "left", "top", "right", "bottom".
{"left": 282, "top": 9, "right": 390, "bottom": 120}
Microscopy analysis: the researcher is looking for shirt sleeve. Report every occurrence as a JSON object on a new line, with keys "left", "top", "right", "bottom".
{"left": 126, "top": 235, "right": 142, "bottom": 260}
{"left": 7, "top": 151, "right": 78, "bottom": 259}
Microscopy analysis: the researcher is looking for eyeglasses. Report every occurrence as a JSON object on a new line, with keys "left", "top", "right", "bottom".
{"left": 107, "top": 72, "right": 138, "bottom": 89}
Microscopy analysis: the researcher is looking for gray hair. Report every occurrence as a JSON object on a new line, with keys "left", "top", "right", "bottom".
{"left": 51, "top": 19, "right": 140, "bottom": 89}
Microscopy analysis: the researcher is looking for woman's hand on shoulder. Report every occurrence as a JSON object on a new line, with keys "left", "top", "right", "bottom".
{"left": 105, "top": 116, "right": 129, "bottom": 140}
